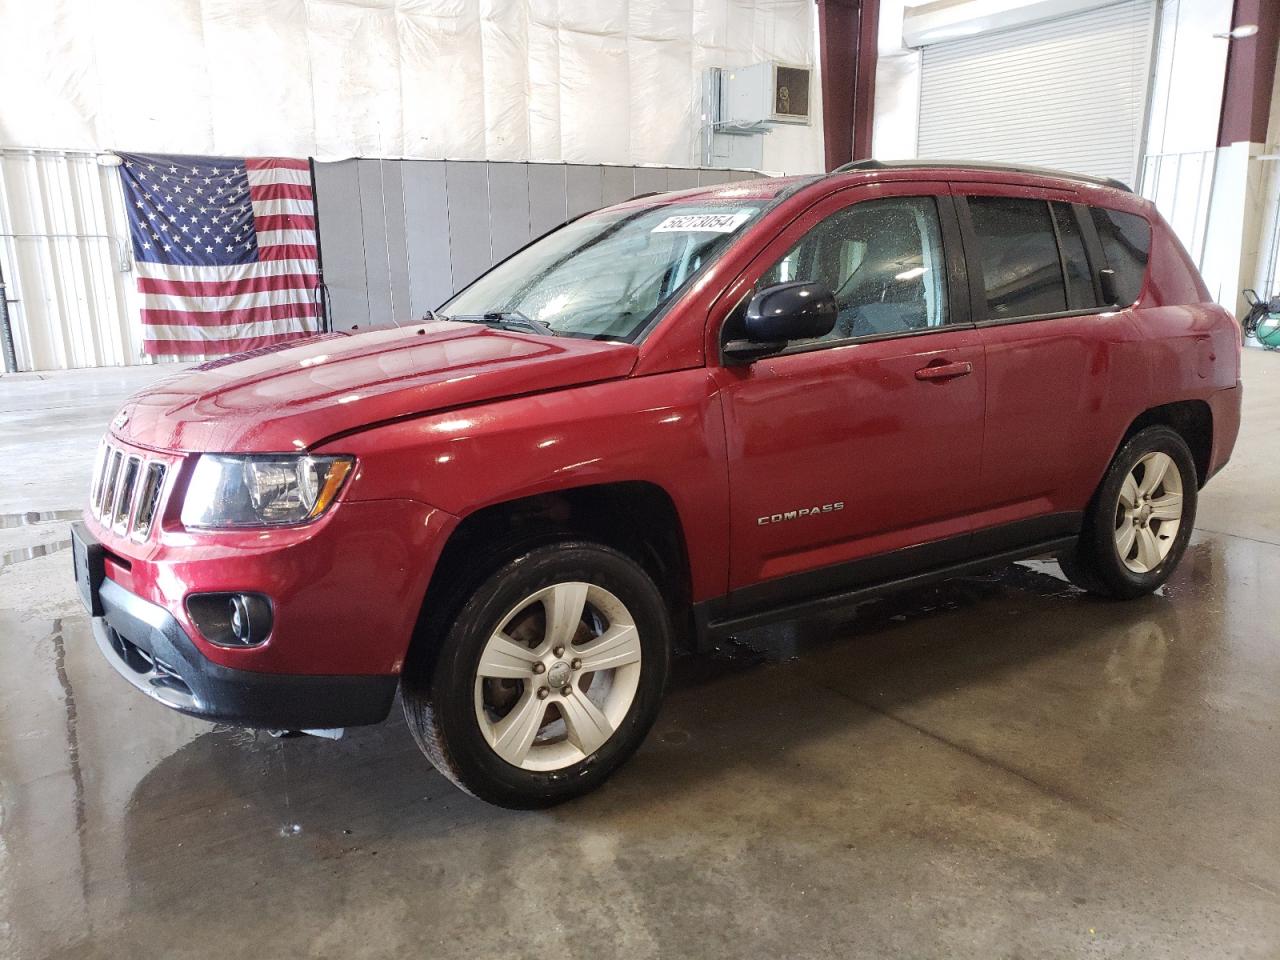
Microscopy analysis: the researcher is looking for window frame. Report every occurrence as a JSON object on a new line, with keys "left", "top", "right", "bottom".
{"left": 714, "top": 187, "right": 973, "bottom": 364}
{"left": 1050, "top": 201, "right": 1106, "bottom": 310}
{"left": 954, "top": 191, "right": 1113, "bottom": 328}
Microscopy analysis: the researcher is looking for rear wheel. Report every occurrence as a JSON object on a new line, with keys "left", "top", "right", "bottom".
{"left": 1059, "top": 425, "right": 1198, "bottom": 599}
{"left": 402, "top": 541, "right": 671, "bottom": 808}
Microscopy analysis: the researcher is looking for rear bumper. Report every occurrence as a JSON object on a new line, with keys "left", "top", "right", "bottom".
{"left": 1206, "top": 380, "right": 1243, "bottom": 482}
{"left": 94, "top": 576, "right": 397, "bottom": 729}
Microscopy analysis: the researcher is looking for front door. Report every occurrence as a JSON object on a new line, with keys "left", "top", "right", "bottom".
{"left": 711, "top": 184, "right": 987, "bottom": 609}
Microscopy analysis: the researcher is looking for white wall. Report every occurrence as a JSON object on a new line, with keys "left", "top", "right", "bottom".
{"left": 1145, "top": 0, "right": 1232, "bottom": 156}
{"left": 873, "top": 0, "right": 923, "bottom": 160}
{"left": 0, "top": 0, "right": 823, "bottom": 174}
{"left": 1239, "top": 65, "right": 1280, "bottom": 309}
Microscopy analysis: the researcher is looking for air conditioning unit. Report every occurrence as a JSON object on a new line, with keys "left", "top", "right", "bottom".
{"left": 711, "top": 62, "right": 812, "bottom": 131}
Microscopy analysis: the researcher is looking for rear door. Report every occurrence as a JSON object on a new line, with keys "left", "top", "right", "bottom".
{"left": 711, "top": 183, "right": 988, "bottom": 605}
{"left": 957, "top": 187, "right": 1137, "bottom": 542}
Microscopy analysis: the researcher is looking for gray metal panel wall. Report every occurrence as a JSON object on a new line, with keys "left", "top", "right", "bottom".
{"left": 633, "top": 167, "right": 668, "bottom": 196}
{"left": 566, "top": 165, "right": 604, "bottom": 219}
{"left": 312, "top": 159, "right": 369, "bottom": 333}
{"left": 666, "top": 169, "right": 700, "bottom": 191}
{"left": 400, "top": 160, "right": 451, "bottom": 318}
{"left": 488, "top": 163, "right": 532, "bottom": 262}
{"left": 357, "top": 160, "right": 411, "bottom": 331}
{"left": 528, "top": 164, "right": 569, "bottom": 238}
{"left": 697, "top": 168, "right": 737, "bottom": 186}
{"left": 601, "top": 166, "right": 636, "bottom": 206}
{"left": 444, "top": 162, "right": 493, "bottom": 292}
{"left": 314, "top": 161, "right": 767, "bottom": 331}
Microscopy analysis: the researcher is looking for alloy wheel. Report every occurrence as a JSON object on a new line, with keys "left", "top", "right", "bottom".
{"left": 1114, "top": 450, "right": 1184, "bottom": 574}
{"left": 473, "top": 581, "right": 643, "bottom": 771}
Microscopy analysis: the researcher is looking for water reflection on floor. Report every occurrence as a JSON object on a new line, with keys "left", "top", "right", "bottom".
{"left": 1, "top": 531, "right": 1277, "bottom": 959}
{"left": 1, "top": 362, "right": 1278, "bottom": 959}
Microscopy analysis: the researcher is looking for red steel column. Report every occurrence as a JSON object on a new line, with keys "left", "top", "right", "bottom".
{"left": 852, "top": 0, "right": 879, "bottom": 162}
{"left": 817, "top": 0, "right": 880, "bottom": 171}
{"left": 1217, "top": 0, "right": 1280, "bottom": 146}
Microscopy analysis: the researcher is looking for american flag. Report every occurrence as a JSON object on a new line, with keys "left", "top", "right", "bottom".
{"left": 117, "top": 152, "right": 322, "bottom": 356}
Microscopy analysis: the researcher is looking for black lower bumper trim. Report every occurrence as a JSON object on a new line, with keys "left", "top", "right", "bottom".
{"left": 94, "top": 578, "right": 397, "bottom": 729}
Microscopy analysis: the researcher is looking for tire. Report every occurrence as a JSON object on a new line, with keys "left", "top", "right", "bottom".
{"left": 1059, "top": 425, "right": 1198, "bottom": 600}
{"left": 401, "top": 541, "right": 671, "bottom": 808}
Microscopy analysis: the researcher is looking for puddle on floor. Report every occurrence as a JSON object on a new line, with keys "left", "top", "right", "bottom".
{"left": 2, "top": 539, "right": 72, "bottom": 569}
{"left": 0, "top": 509, "right": 82, "bottom": 529}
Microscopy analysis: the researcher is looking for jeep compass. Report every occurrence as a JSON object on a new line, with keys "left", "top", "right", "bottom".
{"left": 73, "top": 160, "right": 1242, "bottom": 808}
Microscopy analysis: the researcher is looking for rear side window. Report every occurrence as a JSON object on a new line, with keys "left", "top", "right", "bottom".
{"left": 1051, "top": 202, "right": 1098, "bottom": 309}
{"left": 1091, "top": 207, "right": 1151, "bottom": 305}
{"left": 967, "top": 197, "right": 1067, "bottom": 319}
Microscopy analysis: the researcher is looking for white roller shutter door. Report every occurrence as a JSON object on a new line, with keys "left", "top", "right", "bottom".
{"left": 917, "top": 0, "right": 1156, "bottom": 187}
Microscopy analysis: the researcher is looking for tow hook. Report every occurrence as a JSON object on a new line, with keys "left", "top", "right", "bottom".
{"left": 268, "top": 728, "right": 345, "bottom": 740}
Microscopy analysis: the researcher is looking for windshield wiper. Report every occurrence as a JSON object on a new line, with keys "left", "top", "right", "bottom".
{"left": 483, "top": 310, "right": 556, "bottom": 336}
{"left": 447, "top": 311, "right": 557, "bottom": 337}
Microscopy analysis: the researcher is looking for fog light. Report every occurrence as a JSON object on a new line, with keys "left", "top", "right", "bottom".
{"left": 229, "top": 595, "right": 249, "bottom": 643}
{"left": 187, "top": 592, "right": 273, "bottom": 647}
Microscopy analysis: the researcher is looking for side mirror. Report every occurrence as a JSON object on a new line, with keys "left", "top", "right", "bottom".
{"left": 723, "top": 281, "right": 838, "bottom": 365}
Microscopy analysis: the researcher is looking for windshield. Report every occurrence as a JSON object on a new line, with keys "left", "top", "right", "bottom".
{"left": 442, "top": 201, "right": 766, "bottom": 341}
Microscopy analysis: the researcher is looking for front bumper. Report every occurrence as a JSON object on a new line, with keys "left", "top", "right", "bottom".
{"left": 93, "top": 574, "right": 397, "bottom": 729}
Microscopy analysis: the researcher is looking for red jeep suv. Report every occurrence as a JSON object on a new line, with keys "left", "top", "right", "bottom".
{"left": 73, "top": 160, "right": 1242, "bottom": 808}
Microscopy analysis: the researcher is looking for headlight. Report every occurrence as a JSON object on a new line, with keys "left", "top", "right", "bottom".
{"left": 180, "top": 454, "right": 354, "bottom": 529}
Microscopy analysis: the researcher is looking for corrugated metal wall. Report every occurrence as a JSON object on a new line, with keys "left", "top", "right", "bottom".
{"left": 312, "top": 160, "right": 757, "bottom": 333}
{"left": 0, "top": 148, "right": 144, "bottom": 371}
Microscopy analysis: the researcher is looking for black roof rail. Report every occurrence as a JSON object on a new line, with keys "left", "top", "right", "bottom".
{"left": 831, "top": 158, "right": 1133, "bottom": 193}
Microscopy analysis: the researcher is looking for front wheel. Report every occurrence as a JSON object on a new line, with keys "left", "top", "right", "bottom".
{"left": 1059, "top": 425, "right": 1198, "bottom": 599}
{"left": 402, "top": 541, "right": 671, "bottom": 808}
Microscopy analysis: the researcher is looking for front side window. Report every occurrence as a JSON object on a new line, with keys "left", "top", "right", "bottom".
{"left": 757, "top": 196, "right": 950, "bottom": 344}
{"left": 1091, "top": 207, "right": 1151, "bottom": 306}
{"left": 968, "top": 196, "right": 1068, "bottom": 320}
{"left": 443, "top": 201, "right": 767, "bottom": 341}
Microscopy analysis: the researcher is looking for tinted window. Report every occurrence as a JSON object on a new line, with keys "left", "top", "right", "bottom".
{"left": 759, "top": 196, "right": 949, "bottom": 343}
{"left": 968, "top": 197, "right": 1067, "bottom": 319}
{"left": 1051, "top": 202, "right": 1098, "bottom": 309}
{"left": 1092, "top": 207, "right": 1151, "bottom": 305}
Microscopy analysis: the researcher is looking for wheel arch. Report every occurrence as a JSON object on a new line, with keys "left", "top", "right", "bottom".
{"left": 404, "top": 481, "right": 695, "bottom": 680}
{"left": 1120, "top": 399, "right": 1213, "bottom": 487}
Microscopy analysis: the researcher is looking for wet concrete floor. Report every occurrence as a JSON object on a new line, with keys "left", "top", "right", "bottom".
{"left": 0, "top": 356, "right": 1277, "bottom": 959}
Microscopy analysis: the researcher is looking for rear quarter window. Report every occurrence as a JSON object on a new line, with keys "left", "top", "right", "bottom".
{"left": 1091, "top": 207, "right": 1151, "bottom": 305}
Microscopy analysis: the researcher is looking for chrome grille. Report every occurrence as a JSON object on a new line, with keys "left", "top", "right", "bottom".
{"left": 113, "top": 456, "right": 140, "bottom": 531}
{"left": 99, "top": 449, "right": 123, "bottom": 518}
{"left": 89, "top": 440, "right": 168, "bottom": 540}
{"left": 132, "top": 462, "right": 166, "bottom": 540}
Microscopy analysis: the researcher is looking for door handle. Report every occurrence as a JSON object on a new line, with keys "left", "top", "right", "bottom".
{"left": 915, "top": 360, "right": 973, "bottom": 382}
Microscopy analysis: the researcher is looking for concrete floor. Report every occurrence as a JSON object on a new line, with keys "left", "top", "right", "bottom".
{"left": 1, "top": 352, "right": 1278, "bottom": 960}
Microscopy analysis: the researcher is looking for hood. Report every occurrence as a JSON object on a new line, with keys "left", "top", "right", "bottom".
{"left": 113, "top": 322, "right": 639, "bottom": 453}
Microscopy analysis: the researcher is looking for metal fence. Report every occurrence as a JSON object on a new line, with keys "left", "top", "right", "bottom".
{"left": 1138, "top": 149, "right": 1216, "bottom": 269}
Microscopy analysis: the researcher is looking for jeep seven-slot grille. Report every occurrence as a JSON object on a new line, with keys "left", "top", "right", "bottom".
{"left": 90, "top": 441, "right": 168, "bottom": 540}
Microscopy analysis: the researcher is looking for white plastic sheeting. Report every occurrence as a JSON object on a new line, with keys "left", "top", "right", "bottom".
{"left": 0, "top": 149, "right": 145, "bottom": 370}
{"left": 1, "top": 0, "right": 818, "bottom": 168}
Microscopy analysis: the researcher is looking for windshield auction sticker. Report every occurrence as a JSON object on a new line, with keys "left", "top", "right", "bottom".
{"left": 651, "top": 210, "right": 755, "bottom": 233}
